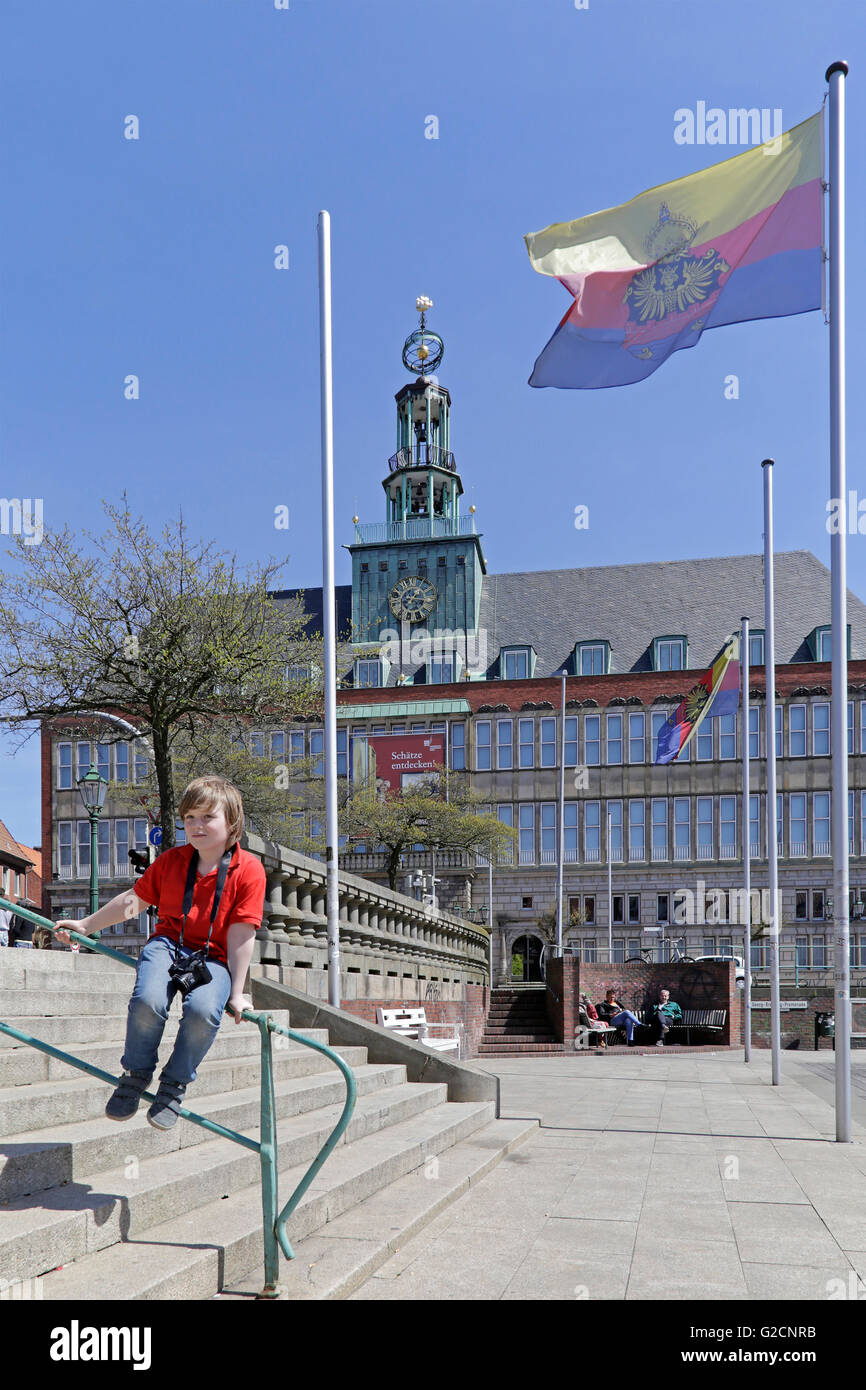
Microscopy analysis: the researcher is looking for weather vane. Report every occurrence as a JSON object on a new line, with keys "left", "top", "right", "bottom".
{"left": 402, "top": 295, "right": 444, "bottom": 376}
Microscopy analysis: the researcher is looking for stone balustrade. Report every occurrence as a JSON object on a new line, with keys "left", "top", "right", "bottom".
{"left": 243, "top": 830, "right": 490, "bottom": 987}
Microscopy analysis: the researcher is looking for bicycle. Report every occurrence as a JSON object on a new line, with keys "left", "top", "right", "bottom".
{"left": 625, "top": 940, "right": 695, "bottom": 965}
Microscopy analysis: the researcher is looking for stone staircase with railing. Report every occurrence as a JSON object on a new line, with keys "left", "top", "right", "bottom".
{"left": 0, "top": 949, "right": 535, "bottom": 1300}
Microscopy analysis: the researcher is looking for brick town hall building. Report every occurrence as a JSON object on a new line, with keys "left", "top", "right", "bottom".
{"left": 41, "top": 308, "right": 866, "bottom": 987}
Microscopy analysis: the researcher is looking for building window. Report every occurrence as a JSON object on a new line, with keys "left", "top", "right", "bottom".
{"left": 702, "top": 936, "right": 717, "bottom": 957}
{"left": 749, "top": 707, "right": 760, "bottom": 759}
{"left": 430, "top": 656, "right": 455, "bottom": 684}
{"left": 270, "top": 731, "right": 285, "bottom": 760}
{"left": 628, "top": 712, "right": 645, "bottom": 763}
{"left": 502, "top": 648, "right": 529, "bottom": 680}
{"left": 719, "top": 713, "right": 736, "bottom": 760}
{"left": 288, "top": 662, "right": 311, "bottom": 682}
{"left": 795, "top": 890, "right": 808, "bottom": 921}
{"left": 607, "top": 801, "right": 623, "bottom": 860}
{"left": 578, "top": 644, "right": 607, "bottom": 676}
{"left": 564, "top": 716, "right": 578, "bottom": 767}
{"left": 518, "top": 718, "right": 534, "bottom": 769}
{"left": 540, "top": 803, "right": 556, "bottom": 862}
{"left": 564, "top": 803, "right": 578, "bottom": 861}
{"left": 473, "top": 720, "right": 491, "bottom": 772}
{"left": 288, "top": 730, "right": 305, "bottom": 763}
{"left": 58, "top": 821, "right": 73, "bottom": 872}
{"left": 814, "top": 793, "right": 830, "bottom": 855}
{"left": 657, "top": 893, "right": 669, "bottom": 924}
{"left": 612, "top": 896, "right": 624, "bottom": 925}
{"left": 628, "top": 893, "right": 640, "bottom": 924}
{"left": 310, "top": 729, "right": 324, "bottom": 777}
{"left": 651, "top": 712, "right": 667, "bottom": 763}
{"left": 518, "top": 805, "right": 535, "bottom": 864}
{"left": 813, "top": 702, "right": 830, "bottom": 756}
{"left": 584, "top": 715, "right": 600, "bottom": 766}
{"left": 813, "top": 889, "right": 826, "bottom": 921}
{"left": 751, "top": 939, "right": 767, "bottom": 969}
{"left": 496, "top": 719, "right": 513, "bottom": 770}
{"left": 585, "top": 801, "right": 600, "bottom": 861}
{"left": 651, "top": 799, "right": 667, "bottom": 859}
{"left": 719, "top": 796, "right": 736, "bottom": 856}
{"left": 697, "top": 721, "right": 713, "bottom": 760}
{"left": 77, "top": 741, "right": 91, "bottom": 781}
{"left": 776, "top": 792, "right": 783, "bottom": 849}
{"left": 674, "top": 798, "right": 690, "bottom": 858}
{"left": 849, "top": 700, "right": 855, "bottom": 755}
{"left": 250, "top": 732, "right": 265, "bottom": 758}
{"left": 584, "top": 895, "right": 596, "bottom": 925}
{"left": 355, "top": 659, "right": 381, "bottom": 688}
{"left": 77, "top": 821, "right": 91, "bottom": 874}
{"left": 697, "top": 797, "right": 713, "bottom": 857}
{"left": 540, "top": 718, "right": 557, "bottom": 768}
{"left": 606, "top": 714, "right": 622, "bottom": 766}
{"left": 57, "top": 742, "right": 73, "bottom": 789}
{"left": 775, "top": 707, "right": 782, "bottom": 759}
{"left": 861, "top": 702, "right": 866, "bottom": 754}
{"left": 750, "top": 794, "right": 760, "bottom": 853}
{"left": 790, "top": 793, "right": 807, "bottom": 855}
{"left": 628, "top": 800, "right": 645, "bottom": 860}
{"left": 96, "top": 742, "right": 111, "bottom": 782}
{"left": 133, "top": 740, "right": 148, "bottom": 783}
{"left": 655, "top": 638, "right": 685, "bottom": 671}
{"left": 497, "top": 805, "right": 514, "bottom": 865}
{"left": 337, "top": 729, "right": 348, "bottom": 778}
{"left": 816, "top": 627, "right": 832, "bottom": 662}
{"left": 612, "top": 938, "right": 625, "bottom": 963}
{"left": 451, "top": 722, "right": 466, "bottom": 770}
{"left": 748, "top": 631, "right": 765, "bottom": 667}
{"left": 789, "top": 705, "right": 807, "bottom": 757}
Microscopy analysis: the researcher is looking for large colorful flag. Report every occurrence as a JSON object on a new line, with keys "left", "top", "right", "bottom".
{"left": 525, "top": 113, "right": 823, "bottom": 388}
{"left": 655, "top": 635, "right": 740, "bottom": 765}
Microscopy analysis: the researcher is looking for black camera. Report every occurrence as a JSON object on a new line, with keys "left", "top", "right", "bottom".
{"left": 168, "top": 948, "right": 213, "bottom": 998}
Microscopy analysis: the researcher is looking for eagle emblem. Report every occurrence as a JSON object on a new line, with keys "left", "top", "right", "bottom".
{"left": 623, "top": 203, "right": 730, "bottom": 331}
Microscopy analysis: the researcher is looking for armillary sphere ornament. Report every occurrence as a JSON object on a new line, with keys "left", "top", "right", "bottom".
{"left": 402, "top": 295, "right": 444, "bottom": 376}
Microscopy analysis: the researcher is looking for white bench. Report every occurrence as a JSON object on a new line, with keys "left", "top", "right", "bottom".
{"left": 376, "top": 1008, "right": 461, "bottom": 1058}
{"left": 575, "top": 1007, "right": 615, "bottom": 1051}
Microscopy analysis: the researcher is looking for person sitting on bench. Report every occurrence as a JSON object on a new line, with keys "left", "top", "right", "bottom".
{"left": 651, "top": 988, "right": 683, "bottom": 1046}
{"left": 597, "top": 988, "right": 642, "bottom": 1045}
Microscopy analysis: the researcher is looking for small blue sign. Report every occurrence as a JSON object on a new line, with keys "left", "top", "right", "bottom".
{"left": 149, "top": 827, "right": 163, "bottom": 846}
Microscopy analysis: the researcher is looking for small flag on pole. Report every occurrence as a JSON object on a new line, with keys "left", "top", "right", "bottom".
{"left": 525, "top": 113, "right": 823, "bottom": 388}
{"left": 655, "top": 635, "right": 740, "bottom": 765}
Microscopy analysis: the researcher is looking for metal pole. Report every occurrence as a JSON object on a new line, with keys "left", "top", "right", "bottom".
{"left": 763, "top": 459, "right": 781, "bottom": 1085}
{"left": 556, "top": 671, "right": 566, "bottom": 957}
{"left": 488, "top": 856, "right": 494, "bottom": 987}
{"left": 827, "top": 59, "right": 851, "bottom": 1141}
{"left": 318, "top": 210, "right": 342, "bottom": 1008}
{"left": 741, "top": 617, "right": 752, "bottom": 1063}
{"left": 607, "top": 809, "right": 613, "bottom": 965}
{"left": 89, "top": 810, "right": 99, "bottom": 916}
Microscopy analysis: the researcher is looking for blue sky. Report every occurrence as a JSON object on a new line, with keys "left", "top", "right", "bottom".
{"left": 1, "top": 0, "right": 863, "bottom": 849}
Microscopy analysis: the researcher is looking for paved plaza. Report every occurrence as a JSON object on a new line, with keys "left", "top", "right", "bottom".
{"left": 351, "top": 1050, "right": 866, "bottom": 1301}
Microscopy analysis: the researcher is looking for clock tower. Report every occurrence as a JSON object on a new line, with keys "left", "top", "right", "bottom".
{"left": 347, "top": 298, "right": 486, "bottom": 684}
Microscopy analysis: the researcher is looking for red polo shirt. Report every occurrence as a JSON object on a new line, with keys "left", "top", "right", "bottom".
{"left": 133, "top": 842, "right": 267, "bottom": 967}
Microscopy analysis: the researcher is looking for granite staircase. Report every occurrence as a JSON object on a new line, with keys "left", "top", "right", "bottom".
{"left": 478, "top": 985, "right": 564, "bottom": 1056}
{"left": 0, "top": 949, "right": 534, "bottom": 1300}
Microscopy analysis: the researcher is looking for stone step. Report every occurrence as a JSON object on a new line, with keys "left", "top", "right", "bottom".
{"left": 0, "top": 1077, "right": 450, "bottom": 1285}
{"left": 477, "top": 1042, "right": 565, "bottom": 1055}
{"left": 0, "top": 1014, "right": 136, "bottom": 1049}
{"left": 0, "top": 951, "right": 131, "bottom": 973}
{"left": 38, "top": 1098, "right": 499, "bottom": 1299}
{"left": 0, "top": 1025, "right": 344, "bottom": 1136}
{"left": 0, "top": 1046, "right": 376, "bottom": 1202}
{"left": 220, "top": 1117, "right": 538, "bottom": 1300}
{"left": 0, "top": 964, "right": 133, "bottom": 993}
{"left": 0, "top": 989, "right": 140, "bottom": 1017}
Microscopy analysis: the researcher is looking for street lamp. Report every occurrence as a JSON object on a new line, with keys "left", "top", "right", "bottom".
{"left": 78, "top": 762, "right": 108, "bottom": 915}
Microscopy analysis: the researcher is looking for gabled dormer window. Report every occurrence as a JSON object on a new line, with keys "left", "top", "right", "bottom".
{"left": 354, "top": 659, "right": 382, "bottom": 688}
{"left": 653, "top": 636, "right": 687, "bottom": 671}
{"left": 499, "top": 646, "right": 535, "bottom": 680}
{"left": 809, "top": 625, "right": 850, "bottom": 662}
{"left": 574, "top": 641, "right": 611, "bottom": 676}
{"left": 747, "top": 630, "right": 765, "bottom": 667}
{"left": 429, "top": 651, "right": 463, "bottom": 684}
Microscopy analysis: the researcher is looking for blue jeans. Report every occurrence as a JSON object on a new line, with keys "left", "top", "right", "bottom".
{"left": 120, "top": 935, "right": 232, "bottom": 1086}
{"left": 611, "top": 1009, "right": 641, "bottom": 1042}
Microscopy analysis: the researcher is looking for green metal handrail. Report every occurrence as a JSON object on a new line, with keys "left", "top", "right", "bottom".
{"left": 0, "top": 897, "right": 356, "bottom": 1298}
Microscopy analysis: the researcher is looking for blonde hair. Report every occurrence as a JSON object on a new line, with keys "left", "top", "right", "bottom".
{"left": 178, "top": 776, "right": 245, "bottom": 848}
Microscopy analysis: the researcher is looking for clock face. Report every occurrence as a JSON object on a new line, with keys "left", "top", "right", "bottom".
{"left": 388, "top": 575, "right": 438, "bottom": 623}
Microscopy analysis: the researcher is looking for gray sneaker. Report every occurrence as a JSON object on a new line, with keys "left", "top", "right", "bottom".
{"left": 105, "top": 1071, "right": 153, "bottom": 1121}
{"left": 146, "top": 1078, "right": 187, "bottom": 1131}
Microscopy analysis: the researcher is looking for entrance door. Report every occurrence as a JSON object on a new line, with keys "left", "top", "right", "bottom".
{"left": 511, "top": 935, "right": 543, "bottom": 982}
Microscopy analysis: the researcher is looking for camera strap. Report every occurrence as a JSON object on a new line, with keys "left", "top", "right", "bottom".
{"left": 176, "top": 844, "right": 234, "bottom": 956}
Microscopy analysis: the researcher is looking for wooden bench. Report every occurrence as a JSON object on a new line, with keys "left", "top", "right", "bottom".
{"left": 376, "top": 1008, "right": 461, "bottom": 1058}
{"left": 665, "top": 1009, "right": 727, "bottom": 1044}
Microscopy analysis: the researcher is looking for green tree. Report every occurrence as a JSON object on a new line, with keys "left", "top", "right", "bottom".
{"left": 341, "top": 772, "right": 516, "bottom": 892}
{"left": 0, "top": 495, "right": 324, "bottom": 847}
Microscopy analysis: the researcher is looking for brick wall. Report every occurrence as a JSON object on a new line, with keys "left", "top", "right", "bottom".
{"left": 544, "top": 955, "right": 577, "bottom": 1043}
{"left": 338, "top": 987, "right": 490, "bottom": 1059}
{"left": 746, "top": 987, "right": 866, "bottom": 1050}
{"left": 573, "top": 960, "right": 737, "bottom": 1045}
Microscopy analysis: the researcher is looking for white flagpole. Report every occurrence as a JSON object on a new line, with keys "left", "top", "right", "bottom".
{"left": 318, "top": 210, "right": 342, "bottom": 1008}
{"left": 741, "top": 617, "right": 752, "bottom": 1063}
{"left": 763, "top": 459, "right": 781, "bottom": 1085}
{"left": 826, "top": 60, "right": 851, "bottom": 1141}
